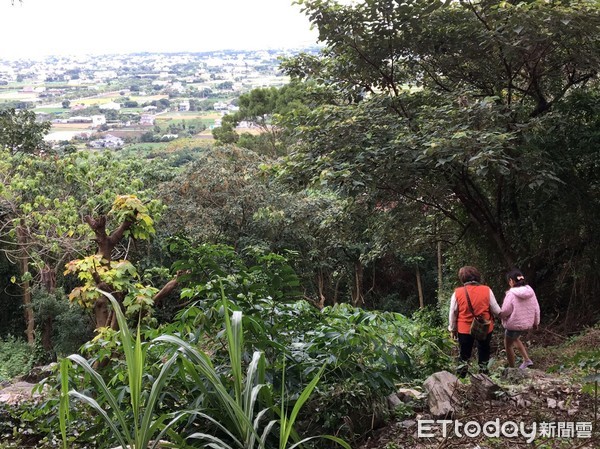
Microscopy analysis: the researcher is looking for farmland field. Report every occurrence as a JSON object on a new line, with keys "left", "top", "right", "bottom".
{"left": 40, "top": 92, "right": 169, "bottom": 109}
{"left": 156, "top": 111, "right": 219, "bottom": 120}
{"left": 52, "top": 123, "right": 93, "bottom": 130}
{"left": 44, "top": 122, "right": 95, "bottom": 141}
{"left": 155, "top": 110, "right": 221, "bottom": 129}
{"left": 127, "top": 94, "right": 168, "bottom": 103}
{"left": 0, "top": 91, "right": 37, "bottom": 101}
{"left": 35, "top": 107, "right": 69, "bottom": 114}
{"left": 45, "top": 130, "right": 90, "bottom": 141}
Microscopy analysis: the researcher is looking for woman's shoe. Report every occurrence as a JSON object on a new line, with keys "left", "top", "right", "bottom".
{"left": 519, "top": 360, "right": 533, "bottom": 369}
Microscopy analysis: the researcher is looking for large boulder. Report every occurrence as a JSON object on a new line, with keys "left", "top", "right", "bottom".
{"left": 15, "top": 363, "right": 57, "bottom": 383}
{"left": 423, "top": 370, "right": 460, "bottom": 418}
{"left": 0, "top": 381, "right": 38, "bottom": 406}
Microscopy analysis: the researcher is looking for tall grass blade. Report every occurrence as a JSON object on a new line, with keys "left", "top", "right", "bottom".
{"left": 69, "top": 390, "right": 130, "bottom": 449}
{"left": 283, "top": 364, "right": 325, "bottom": 445}
{"left": 287, "top": 435, "right": 351, "bottom": 449}
{"left": 243, "top": 352, "right": 264, "bottom": 414}
{"left": 188, "top": 411, "right": 243, "bottom": 448}
{"left": 188, "top": 432, "right": 235, "bottom": 449}
{"left": 132, "top": 324, "right": 144, "bottom": 440}
{"left": 98, "top": 290, "right": 143, "bottom": 438}
{"left": 148, "top": 411, "right": 188, "bottom": 449}
{"left": 221, "top": 284, "right": 243, "bottom": 405}
{"left": 155, "top": 334, "right": 253, "bottom": 440}
{"left": 138, "top": 351, "right": 179, "bottom": 449}
{"left": 259, "top": 418, "right": 278, "bottom": 448}
{"left": 66, "top": 354, "right": 132, "bottom": 441}
{"left": 59, "top": 358, "right": 70, "bottom": 449}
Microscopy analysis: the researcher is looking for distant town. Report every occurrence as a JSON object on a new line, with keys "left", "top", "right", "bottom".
{"left": 0, "top": 49, "right": 316, "bottom": 148}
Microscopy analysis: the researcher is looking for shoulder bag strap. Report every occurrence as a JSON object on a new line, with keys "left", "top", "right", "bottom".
{"left": 464, "top": 285, "right": 478, "bottom": 317}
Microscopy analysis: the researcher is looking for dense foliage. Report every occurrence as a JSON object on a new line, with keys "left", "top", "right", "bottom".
{"left": 2, "top": 0, "right": 600, "bottom": 447}
{"left": 274, "top": 0, "right": 600, "bottom": 323}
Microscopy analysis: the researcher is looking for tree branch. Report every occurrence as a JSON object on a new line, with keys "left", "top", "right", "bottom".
{"left": 108, "top": 219, "right": 135, "bottom": 247}
{"left": 152, "top": 278, "right": 178, "bottom": 305}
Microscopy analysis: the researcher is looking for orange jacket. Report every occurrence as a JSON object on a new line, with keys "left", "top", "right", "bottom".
{"left": 455, "top": 284, "right": 494, "bottom": 334}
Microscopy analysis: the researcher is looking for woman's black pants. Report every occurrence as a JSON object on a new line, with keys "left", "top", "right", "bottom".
{"left": 457, "top": 332, "right": 492, "bottom": 378}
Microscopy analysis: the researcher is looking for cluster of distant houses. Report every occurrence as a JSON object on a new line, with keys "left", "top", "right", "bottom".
{"left": 214, "top": 101, "right": 239, "bottom": 112}
{"left": 41, "top": 94, "right": 241, "bottom": 148}
{"left": 52, "top": 115, "right": 107, "bottom": 126}
{"left": 89, "top": 134, "right": 124, "bottom": 149}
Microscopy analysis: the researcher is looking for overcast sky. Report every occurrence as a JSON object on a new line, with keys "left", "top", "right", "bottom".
{"left": 2, "top": 0, "right": 320, "bottom": 58}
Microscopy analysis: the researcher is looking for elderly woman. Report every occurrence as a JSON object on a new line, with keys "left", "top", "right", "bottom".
{"left": 448, "top": 266, "right": 501, "bottom": 377}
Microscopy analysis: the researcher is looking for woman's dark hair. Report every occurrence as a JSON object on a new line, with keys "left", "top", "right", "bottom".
{"left": 458, "top": 266, "right": 481, "bottom": 284}
{"left": 506, "top": 269, "right": 527, "bottom": 287}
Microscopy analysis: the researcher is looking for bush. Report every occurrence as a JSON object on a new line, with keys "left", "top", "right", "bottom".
{"left": 107, "top": 239, "right": 455, "bottom": 444}
{"left": 301, "top": 378, "right": 389, "bottom": 443}
{"left": 169, "top": 243, "right": 454, "bottom": 441}
{"left": 0, "top": 336, "right": 36, "bottom": 381}
{"left": 31, "top": 288, "right": 94, "bottom": 358}
{"left": 0, "top": 383, "right": 104, "bottom": 448}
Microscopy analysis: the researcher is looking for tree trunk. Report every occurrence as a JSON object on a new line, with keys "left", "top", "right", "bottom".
{"left": 315, "top": 270, "right": 326, "bottom": 309}
{"left": 93, "top": 294, "right": 110, "bottom": 329}
{"left": 82, "top": 213, "right": 179, "bottom": 332}
{"left": 416, "top": 264, "right": 424, "bottom": 309}
{"left": 351, "top": 260, "right": 364, "bottom": 307}
{"left": 21, "top": 270, "right": 34, "bottom": 346}
{"left": 41, "top": 317, "right": 53, "bottom": 353}
{"left": 437, "top": 239, "right": 443, "bottom": 302}
{"left": 332, "top": 275, "right": 341, "bottom": 305}
{"left": 40, "top": 265, "right": 56, "bottom": 353}
{"left": 84, "top": 215, "right": 134, "bottom": 330}
{"left": 453, "top": 183, "right": 517, "bottom": 267}
{"left": 16, "top": 223, "right": 35, "bottom": 346}
{"left": 85, "top": 215, "right": 134, "bottom": 263}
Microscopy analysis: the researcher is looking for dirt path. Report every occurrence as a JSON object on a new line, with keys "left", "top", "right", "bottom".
{"left": 358, "top": 328, "right": 600, "bottom": 449}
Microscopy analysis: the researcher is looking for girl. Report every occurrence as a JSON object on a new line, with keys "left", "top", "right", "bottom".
{"left": 500, "top": 269, "right": 540, "bottom": 369}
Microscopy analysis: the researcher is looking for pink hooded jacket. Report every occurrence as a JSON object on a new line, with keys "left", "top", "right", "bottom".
{"left": 501, "top": 285, "right": 540, "bottom": 331}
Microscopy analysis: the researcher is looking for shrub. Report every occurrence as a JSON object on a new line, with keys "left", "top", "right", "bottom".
{"left": 171, "top": 294, "right": 452, "bottom": 442}
{"left": 162, "top": 240, "right": 455, "bottom": 442}
{"left": 0, "top": 336, "right": 35, "bottom": 381}
{"left": 31, "top": 288, "right": 94, "bottom": 358}
{"left": 60, "top": 290, "right": 350, "bottom": 449}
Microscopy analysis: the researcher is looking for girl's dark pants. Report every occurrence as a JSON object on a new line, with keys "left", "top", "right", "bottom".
{"left": 457, "top": 332, "right": 492, "bottom": 377}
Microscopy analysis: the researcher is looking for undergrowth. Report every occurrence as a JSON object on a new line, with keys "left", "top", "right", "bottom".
{"left": 0, "top": 336, "right": 36, "bottom": 382}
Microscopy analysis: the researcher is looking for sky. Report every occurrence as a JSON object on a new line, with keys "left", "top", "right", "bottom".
{"left": 1, "top": 0, "right": 320, "bottom": 58}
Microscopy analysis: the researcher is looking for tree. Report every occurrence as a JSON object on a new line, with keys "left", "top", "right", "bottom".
{"left": 64, "top": 194, "right": 178, "bottom": 330}
{"left": 0, "top": 108, "right": 50, "bottom": 155}
{"left": 216, "top": 81, "right": 234, "bottom": 90}
{"left": 0, "top": 111, "right": 51, "bottom": 344}
{"left": 211, "top": 116, "right": 239, "bottom": 144}
{"left": 278, "top": 0, "right": 600, "bottom": 318}
{"left": 62, "top": 100, "right": 71, "bottom": 109}
{"left": 0, "top": 149, "right": 173, "bottom": 344}
{"left": 157, "top": 146, "right": 268, "bottom": 245}
{"left": 228, "top": 81, "right": 336, "bottom": 156}
{"left": 157, "top": 146, "right": 372, "bottom": 308}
